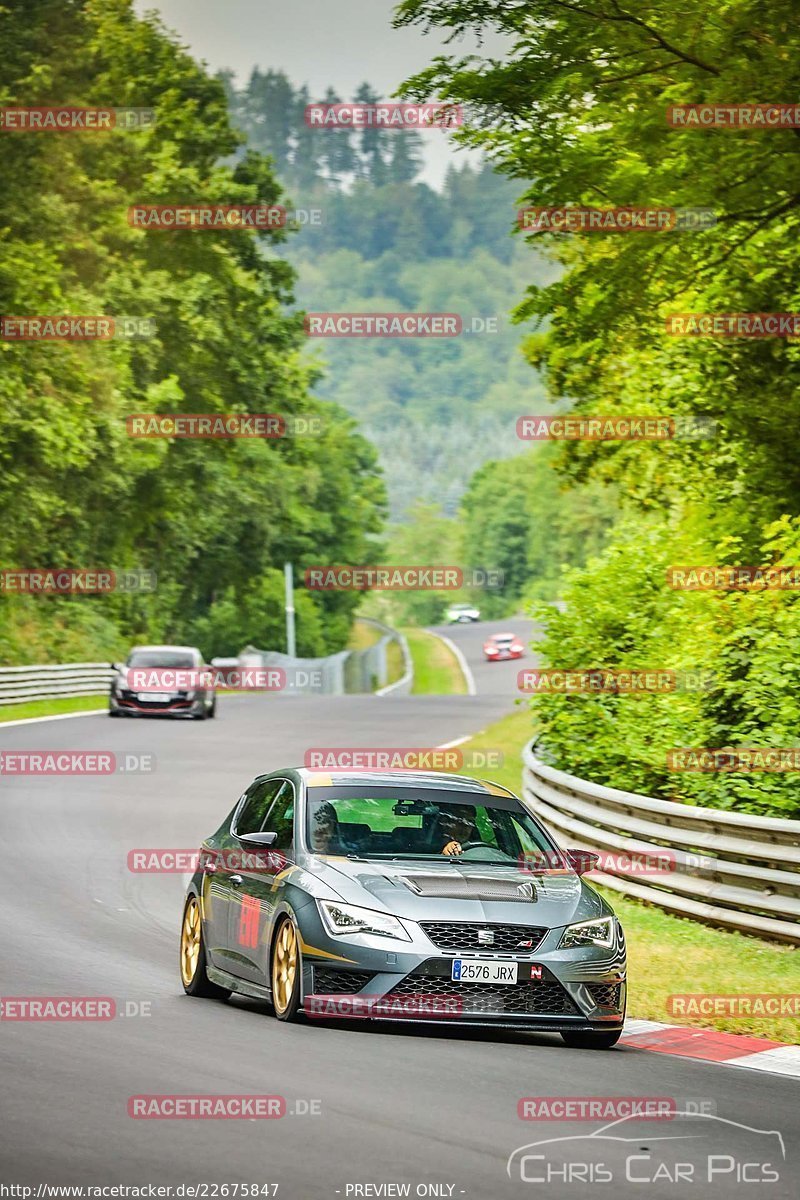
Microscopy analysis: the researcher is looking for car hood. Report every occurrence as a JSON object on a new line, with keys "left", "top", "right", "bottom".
{"left": 306, "top": 855, "right": 600, "bottom": 928}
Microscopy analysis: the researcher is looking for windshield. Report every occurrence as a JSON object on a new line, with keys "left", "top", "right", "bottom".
{"left": 305, "top": 786, "right": 567, "bottom": 867}
{"left": 127, "top": 650, "right": 196, "bottom": 668}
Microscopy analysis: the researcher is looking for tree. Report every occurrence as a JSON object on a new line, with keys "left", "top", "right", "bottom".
{"left": 0, "top": 0, "right": 385, "bottom": 663}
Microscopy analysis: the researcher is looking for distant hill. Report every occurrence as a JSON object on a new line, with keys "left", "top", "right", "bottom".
{"left": 223, "top": 70, "right": 557, "bottom": 518}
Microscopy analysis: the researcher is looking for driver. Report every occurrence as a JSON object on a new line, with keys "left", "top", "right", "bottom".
{"left": 439, "top": 805, "right": 481, "bottom": 856}
{"left": 310, "top": 802, "right": 343, "bottom": 854}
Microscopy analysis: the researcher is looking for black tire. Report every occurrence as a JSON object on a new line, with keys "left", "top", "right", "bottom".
{"left": 208, "top": 696, "right": 216, "bottom": 718}
{"left": 108, "top": 709, "right": 120, "bottom": 717}
{"left": 193, "top": 705, "right": 208, "bottom": 721}
{"left": 560, "top": 1028, "right": 623, "bottom": 1049}
{"left": 180, "top": 895, "right": 230, "bottom": 999}
{"left": 270, "top": 916, "right": 303, "bottom": 1022}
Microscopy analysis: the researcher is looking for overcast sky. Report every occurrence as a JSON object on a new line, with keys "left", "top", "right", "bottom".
{"left": 134, "top": 0, "right": 508, "bottom": 186}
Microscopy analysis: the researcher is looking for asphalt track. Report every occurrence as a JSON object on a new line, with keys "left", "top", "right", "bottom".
{"left": 1, "top": 618, "right": 797, "bottom": 1197}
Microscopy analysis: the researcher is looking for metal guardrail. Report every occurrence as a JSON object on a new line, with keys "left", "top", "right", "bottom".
{"left": 522, "top": 740, "right": 800, "bottom": 944}
{"left": 0, "top": 662, "right": 115, "bottom": 706}
{"left": 0, "top": 620, "right": 413, "bottom": 706}
{"left": 230, "top": 620, "right": 412, "bottom": 697}
{"left": 356, "top": 617, "right": 413, "bottom": 696}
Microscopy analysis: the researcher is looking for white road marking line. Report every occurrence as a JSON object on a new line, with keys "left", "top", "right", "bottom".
{"left": 727, "top": 1046, "right": 800, "bottom": 1076}
{"left": 436, "top": 633, "right": 477, "bottom": 695}
{"left": 0, "top": 707, "right": 106, "bottom": 730}
{"left": 622, "top": 1019, "right": 671, "bottom": 1036}
{"left": 437, "top": 735, "right": 471, "bottom": 749}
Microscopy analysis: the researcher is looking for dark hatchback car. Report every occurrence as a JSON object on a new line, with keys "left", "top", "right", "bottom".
{"left": 180, "top": 769, "right": 626, "bottom": 1047}
{"left": 109, "top": 644, "right": 216, "bottom": 719}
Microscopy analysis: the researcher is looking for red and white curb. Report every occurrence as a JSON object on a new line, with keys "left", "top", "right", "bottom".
{"left": 622, "top": 1019, "right": 800, "bottom": 1077}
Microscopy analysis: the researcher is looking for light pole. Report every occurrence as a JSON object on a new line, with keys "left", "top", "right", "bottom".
{"left": 284, "top": 562, "right": 296, "bottom": 658}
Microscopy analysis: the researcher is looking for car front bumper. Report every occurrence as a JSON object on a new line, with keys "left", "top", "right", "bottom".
{"left": 297, "top": 911, "right": 626, "bottom": 1031}
{"left": 110, "top": 691, "right": 208, "bottom": 717}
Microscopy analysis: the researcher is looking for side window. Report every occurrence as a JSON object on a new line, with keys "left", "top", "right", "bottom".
{"left": 262, "top": 780, "right": 295, "bottom": 852}
{"left": 233, "top": 779, "right": 283, "bottom": 837}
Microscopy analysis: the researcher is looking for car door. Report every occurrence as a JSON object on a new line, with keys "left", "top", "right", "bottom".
{"left": 227, "top": 779, "right": 296, "bottom": 985}
{"left": 209, "top": 777, "right": 284, "bottom": 975}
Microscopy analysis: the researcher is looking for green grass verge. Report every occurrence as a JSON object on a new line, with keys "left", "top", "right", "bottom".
{"left": 0, "top": 694, "right": 108, "bottom": 722}
{"left": 403, "top": 628, "right": 468, "bottom": 695}
{"left": 385, "top": 637, "right": 406, "bottom": 686}
{"left": 348, "top": 618, "right": 406, "bottom": 688}
{"left": 347, "top": 618, "right": 383, "bottom": 652}
{"left": 456, "top": 703, "right": 800, "bottom": 1043}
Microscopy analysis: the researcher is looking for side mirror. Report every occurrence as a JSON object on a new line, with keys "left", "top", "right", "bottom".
{"left": 567, "top": 848, "right": 600, "bottom": 875}
{"left": 237, "top": 831, "right": 278, "bottom": 848}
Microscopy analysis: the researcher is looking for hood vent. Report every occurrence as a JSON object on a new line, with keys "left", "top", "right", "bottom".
{"left": 400, "top": 874, "right": 537, "bottom": 901}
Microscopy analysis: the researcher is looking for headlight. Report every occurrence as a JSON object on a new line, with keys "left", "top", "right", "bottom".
{"left": 318, "top": 900, "right": 411, "bottom": 942}
{"left": 559, "top": 916, "right": 615, "bottom": 949}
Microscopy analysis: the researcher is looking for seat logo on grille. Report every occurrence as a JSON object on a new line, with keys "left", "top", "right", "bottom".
{"left": 517, "top": 881, "right": 535, "bottom": 900}
{"left": 477, "top": 929, "right": 495, "bottom": 946}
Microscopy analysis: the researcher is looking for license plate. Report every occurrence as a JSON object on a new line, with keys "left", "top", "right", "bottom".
{"left": 451, "top": 959, "right": 518, "bottom": 984}
{"left": 139, "top": 691, "right": 170, "bottom": 702}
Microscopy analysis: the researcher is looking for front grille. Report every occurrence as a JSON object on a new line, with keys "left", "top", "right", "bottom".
{"left": 587, "top": 983, "right": 623, "bottom": 1010}
{"left": 420, "top": 921, "right": 547, "bottom": 953}
{"left": 312, "top": 968, "right": 375, "bottom": 995}
{"left": 386, "top": 973, "right": 577, "bottom": 1016}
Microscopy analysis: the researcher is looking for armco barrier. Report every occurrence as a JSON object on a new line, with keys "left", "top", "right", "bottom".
{"left": 0, "top": 662, "right": 115, "bottom": 706}
{"left": 521, "top": 740, "right": 800, "bottom": 944}
{"left": 224, "top": 620, "right": 412, "bottom": 698}
{"left": 0, "top": 620, "right": 413, "bottom": 707}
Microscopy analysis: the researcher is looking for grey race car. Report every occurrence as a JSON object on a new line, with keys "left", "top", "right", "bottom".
{"left": 109, "top": 644, "right": 216, "bottom": 719}
{"left": 179, "top": 769, "right": 626, "bottom": 1047}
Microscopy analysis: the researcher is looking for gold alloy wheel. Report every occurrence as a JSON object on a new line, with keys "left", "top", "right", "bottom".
{"left": 272, "top": 920, "right": 298, "bottom": 1014}
{"left": 180, "top": 896, "right": 202, "bottom": 987}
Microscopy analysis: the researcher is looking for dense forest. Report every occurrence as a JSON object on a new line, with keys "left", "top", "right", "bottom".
{"left": 223, "top": 70, "right": 555, "bottom": 519}
{"left": 0, "top": 0, "right": 384, "bottom": 663}
{"left": 394, "top": 0, "right": 800, "bottom": 816}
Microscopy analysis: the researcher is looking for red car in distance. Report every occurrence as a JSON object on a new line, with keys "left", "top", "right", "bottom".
{"left": 484, "top": 632, "right": 525, "bottom": 661}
